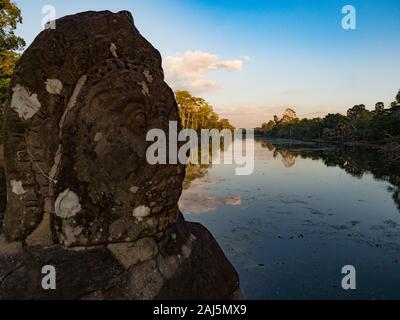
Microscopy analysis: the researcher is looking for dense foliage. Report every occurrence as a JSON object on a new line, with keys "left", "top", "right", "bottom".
{"left": 175, "top": 91, "right": 235, "bottom": 131}
{"left": 255, "top": 90, "right": 400, "bottom": 144}
{"left": 0, "top": 0, "right": 25, "bottom": 140}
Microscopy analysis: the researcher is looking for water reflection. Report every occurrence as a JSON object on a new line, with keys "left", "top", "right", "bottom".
{"left": 1, "top": 137, "right": 399, "bottom": 298}
{"left": 180, "top": 172, "right": 241, "bottom": 213}
{"left": 262, "top": 139, "right": 400, "bottom": 212}
{"left": 184, "top": 138, "right": 400, "bottom": 214}
{"left": 180, "top": 137, "right": 243, "bottom": 213}
{"left": 182, "top": 138, "right": 400, "bottom": 299}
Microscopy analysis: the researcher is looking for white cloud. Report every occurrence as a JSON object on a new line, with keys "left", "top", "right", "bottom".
{"left": 239, "top": 55, "right": 252, "bottom": 62}
{"left": 179, "top": 173, "right": 241, "bottom": 213}
{"left": 163, "top": 50, "right": 244, "bottom": 93}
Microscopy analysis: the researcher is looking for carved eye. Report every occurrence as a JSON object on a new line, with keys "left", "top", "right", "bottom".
{"left": 135, "top": 112, "right": 145, "bottom": 121}
{"left": 132, "top": 110, "right": 146, "bottom": 129}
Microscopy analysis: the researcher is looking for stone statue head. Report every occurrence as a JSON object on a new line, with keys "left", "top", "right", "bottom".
{"left": 54, "top": 58, "right": 185, "bottom": 246}
{"left": 0, "top": 11, "right": 241, "bottom": 301}
{"left": 3, "top": 11, "right": 185, "bottom": 246}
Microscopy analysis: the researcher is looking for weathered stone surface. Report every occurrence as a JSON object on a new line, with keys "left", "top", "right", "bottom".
{"left": 0, "top": 215, "right": 241, "bottom": 299}
{"left": 156, "top": 222, "right": 241, "bottom": 300}
{"left": 0, "top": 234, "right": 22, "bottom": 256}
{"left": 25, "top": 212, "right": 53, "bottom": 247}
{"left": 0, "top": 245, "right": 125, "bottom": 300}
{"left": 127, "top": 259, "right": 164, "bottom": 300}
{"left": 4, "top": 10, "right": 184, "bottom": 244}
{"left": 1, "top": 10, "right": 241, "bottom": 300}
{"left": 108, "top": 237, "right": 158, "bottom": 268}
{"left": 157, "top": 252, "right": 180, "bottom": 280}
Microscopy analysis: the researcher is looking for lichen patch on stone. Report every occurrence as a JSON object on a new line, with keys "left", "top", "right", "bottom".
{"left": 94, "top": 132, "right": 103, "bottom": 142}
{"left": 143, "top": 70, "right": 153, "bottom": 83}
{"left": 138, "top": 81, "right": 150, "bottom": 96}
{"left": 129, "top": 186, "right": 139, "bottom": 194}
{"left": 110, "top": 43, "right": 118, "bottom": 58}
{"left": 45, "top": 79, "right": 63, "bottom": 95}
{"left": 10, "top": 179, "right": 27, "bottom": 195}
{"left": 49, "top": 145, "right": 62, "bottom": 182}
{"left": 133, "top": 205, "right": 150, "bottom": 218}
{"left": 55, "top": 189, "right": 82, "bottom": 218}
{"left": 11, "top": 84, "right": 41, "bottom": 120}
{"left": 61, "top": 224, "right": 83, "bottom": 247}
{"left": 58, "top": 75, "right": 87, "bottom": 138}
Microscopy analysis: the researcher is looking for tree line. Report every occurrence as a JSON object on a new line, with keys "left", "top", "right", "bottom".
{"left": 0, "top": 0, "right": 25, "bottom": 141}
{"left": 255, "top": 90, "right": 400, "bottom": 145}
{"left": 175, "top": 90, "right": 235, "bottom": 131}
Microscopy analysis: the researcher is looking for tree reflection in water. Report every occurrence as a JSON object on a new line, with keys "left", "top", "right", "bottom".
{"left": 183, "top": 136, "right": 233, "bottom": 189}
{"left": 260, "top": 139, "right": 400, "bottom": 212}
{"left": 180, "top": 138, "right": 243, "bottom": 214}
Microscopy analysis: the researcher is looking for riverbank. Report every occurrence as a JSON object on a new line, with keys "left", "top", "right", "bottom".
{"left": 254, "top": 135, "right": 400, "bottom": 153}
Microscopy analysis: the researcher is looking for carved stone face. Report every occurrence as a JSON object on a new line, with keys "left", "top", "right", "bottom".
{"left": 54, "top": 59, "right": 185, "bottom": 247}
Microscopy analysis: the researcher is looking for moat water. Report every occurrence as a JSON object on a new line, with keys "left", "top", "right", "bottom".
{"left": 0, "top": 138, "right": 399, "bottom": 299}
{"left": 181, "top": 138, "right": 400, "bottom": 299}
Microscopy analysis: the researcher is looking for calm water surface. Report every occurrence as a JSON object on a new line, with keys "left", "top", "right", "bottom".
{"left": 0, "top": 139, "right": 399, "bottom": 299}
{"left": 180, "top": 138, "right": 400, "bottom": 299}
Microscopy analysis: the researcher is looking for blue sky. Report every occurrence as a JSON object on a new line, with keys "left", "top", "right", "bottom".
{"left": 15, "top": 0, "right": 400, "bottom": 128}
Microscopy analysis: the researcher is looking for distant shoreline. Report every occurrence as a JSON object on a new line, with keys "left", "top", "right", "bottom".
{"left": 254, "top": 135, "right": 400, "bottom": 153}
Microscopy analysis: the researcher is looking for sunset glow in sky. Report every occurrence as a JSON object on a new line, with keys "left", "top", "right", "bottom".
{"left": 16, "top": 0, "right": 400, "bottom": 128}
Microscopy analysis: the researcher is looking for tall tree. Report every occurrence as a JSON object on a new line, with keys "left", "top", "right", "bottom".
{"left": 392, "top": 89, "right": 400, "bottom": 109}
{"left": 175, "top": 91, "right": 234, "bottom": 131}
{"left": 262, "top": 120, "right": 275, "bottom": 132}
{"left": 281, "top": 108, "right": 298, "bottom": 124}
{"left": 347, "top": 104, "right": 367, "bottom": 119}
{"left": 273, "top": 115, "right": 280, "bottom": 125}
{"left": 0, "top": 0, "right": 25, "bottom": 109}
{"left": 375, "top": 102, "right": 385, "bottom": 113}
